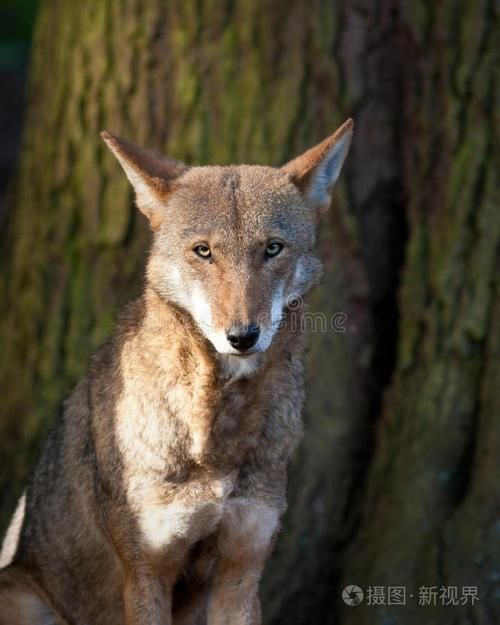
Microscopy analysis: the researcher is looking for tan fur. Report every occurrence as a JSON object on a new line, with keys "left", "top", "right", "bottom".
{"left": 0, "top": 120, "right": 352, "bottom": 624}
{"left": 0, "top": 495, "right": 25, "bottom": 569}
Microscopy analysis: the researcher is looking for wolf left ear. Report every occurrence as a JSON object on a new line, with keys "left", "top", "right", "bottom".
{"left": 281, "top": 118, "right": 353, "bottom": 213}
{"left": 101, "top": 132, "right": 189, "bottom": 228}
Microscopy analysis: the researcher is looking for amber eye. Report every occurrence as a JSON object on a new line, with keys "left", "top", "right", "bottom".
{"left": 265, "top": 241, "right": 284, "bottom": 259}
{"left": 193, "top": 244, "right": 211, "bottom": 259}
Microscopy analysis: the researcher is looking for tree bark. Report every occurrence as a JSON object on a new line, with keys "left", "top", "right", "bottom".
{"left": 340, "top": 2, "right": 500, "bottom": 623}
{"left": 0, "top": 1, "right": 498, "bottom": 624}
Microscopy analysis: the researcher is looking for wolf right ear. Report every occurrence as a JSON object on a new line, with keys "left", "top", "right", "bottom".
{"left": 101, "top": 132, "right": 189, "bottom": 228}
{"left": 281, "top": 119, "right": 353, "bottom": 214}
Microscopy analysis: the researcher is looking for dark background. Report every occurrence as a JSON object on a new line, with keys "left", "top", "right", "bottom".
{"left": 0, "top": 0, "right": 37, "bottom": 217}
{"left": 0, "top": 2, "right": 498, "bottom": 624}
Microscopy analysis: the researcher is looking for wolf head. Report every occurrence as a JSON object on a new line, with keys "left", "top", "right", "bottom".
{"left": 102, "top": 120, "right": 352, "bottom": 359}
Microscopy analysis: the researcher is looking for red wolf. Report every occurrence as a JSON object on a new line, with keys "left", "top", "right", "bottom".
{"left": 0, "top": 119, "right": 353, "bottom": 625}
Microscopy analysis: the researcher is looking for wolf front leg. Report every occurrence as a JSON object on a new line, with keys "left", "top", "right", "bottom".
{"left": 109, "top": 514, "right": 186, "bottom": 625}
{"left": 115, "top": 498, "right": 222, "bottom": 625}
{"left": 207, "top": 498, "right": 281, "bottom": 625}
{"left": 122, "top": 557, "right": 186, "bottom": 625}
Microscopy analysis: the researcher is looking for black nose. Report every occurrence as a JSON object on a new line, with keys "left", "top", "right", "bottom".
{"left": 226, "top": 325, "right": 260, "bottom": 352}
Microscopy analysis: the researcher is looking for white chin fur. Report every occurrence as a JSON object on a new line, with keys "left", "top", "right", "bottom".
{"left": 218, "top": 353, "right": 261, "bottom": 381}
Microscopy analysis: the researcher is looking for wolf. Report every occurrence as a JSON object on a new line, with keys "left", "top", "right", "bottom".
{"left": 0, "top": 119, "right": 353, "bottom": 625}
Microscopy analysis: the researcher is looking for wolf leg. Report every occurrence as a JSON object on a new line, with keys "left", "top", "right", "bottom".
{"left": 207, "top": 499, "right": 280, "bottom": 625}
{"left": 0, "top": 566, "right": 60, "bottom": 625}
{"left": 122, "top": 554, "right": 188, "bottom": 625}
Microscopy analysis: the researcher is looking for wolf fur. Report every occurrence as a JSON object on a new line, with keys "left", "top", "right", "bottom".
{"left": 0, "top": 119, "right": 353, "bottom": 625}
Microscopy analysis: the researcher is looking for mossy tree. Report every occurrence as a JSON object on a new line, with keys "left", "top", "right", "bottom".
{"left": 0, "top": 1, "right": 498, "bottom": 624}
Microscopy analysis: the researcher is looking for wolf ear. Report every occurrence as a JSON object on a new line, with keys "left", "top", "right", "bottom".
{"left": 281, "top": 118, "right": 353, "bottom": 212}
{"left": 101, "top": 131, "right": 189, "bottom": 228}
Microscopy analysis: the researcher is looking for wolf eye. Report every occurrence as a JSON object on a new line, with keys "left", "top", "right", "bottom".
{"left": 265, "top": 241, "right": 284, "bottom": 259}
{"left": 193, "top": 244, "right": 211, "bottom": 259}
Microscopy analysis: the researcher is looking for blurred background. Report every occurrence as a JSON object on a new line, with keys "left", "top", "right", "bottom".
{"left": 0, "top": 1, "right": 498, "bottom": 624}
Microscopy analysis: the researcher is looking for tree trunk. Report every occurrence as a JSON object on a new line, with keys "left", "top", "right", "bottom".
{"left": 0, "top": 1, "right": 498, "bottom": 624}
{"left": 340, "top": 2, "right": 500, "bottom": 623}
